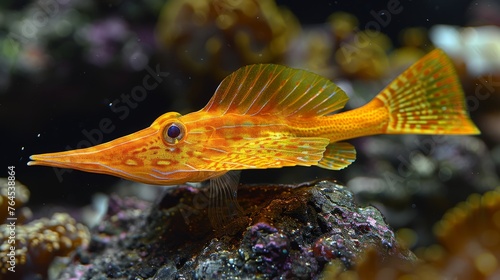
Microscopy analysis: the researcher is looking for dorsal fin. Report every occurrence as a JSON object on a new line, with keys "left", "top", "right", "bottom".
{"left": 202, "top": 64, "right": 349, "bottom": 117}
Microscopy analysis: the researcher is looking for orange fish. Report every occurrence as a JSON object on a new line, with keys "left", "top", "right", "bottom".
{"left": 28, "top": 49, "right": 479, "bottom": 225}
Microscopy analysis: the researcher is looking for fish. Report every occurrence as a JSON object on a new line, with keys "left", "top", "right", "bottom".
{"left": 28, "top": 49, "right": 480, "bottom": 226}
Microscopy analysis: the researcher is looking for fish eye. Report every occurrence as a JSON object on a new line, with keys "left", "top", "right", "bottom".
{"left": 163, "top": 122, "right": 185, "bottom": 144}
{"left": 167, "top": 125, "right": 181, "bottom": 138}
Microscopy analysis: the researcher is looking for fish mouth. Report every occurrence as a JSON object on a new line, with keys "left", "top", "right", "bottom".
{"left": 28, "top": 152, "right": 102, "bottom": 169}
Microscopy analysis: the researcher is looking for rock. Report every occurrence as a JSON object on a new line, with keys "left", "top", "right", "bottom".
{"left": 324, "top": 190, "right": 500, "bottom": 280}
{"left": 57, "top": 180, "right": 414, "bottom": 279}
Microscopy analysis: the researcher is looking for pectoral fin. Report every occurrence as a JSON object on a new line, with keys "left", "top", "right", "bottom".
{"left": 317, "top": 142, "right": 357, "bottom": 170}
{"left": 208, "top": 171, "right": 243, "bottom": 227}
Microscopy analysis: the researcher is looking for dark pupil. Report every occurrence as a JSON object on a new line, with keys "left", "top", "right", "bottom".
{"left": 167, "top": 125, "right": 181, "bottom": 138}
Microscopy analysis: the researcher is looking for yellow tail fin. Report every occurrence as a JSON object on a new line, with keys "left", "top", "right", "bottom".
{"left": 375, "top": 49, "right": 480, "bottom": 135}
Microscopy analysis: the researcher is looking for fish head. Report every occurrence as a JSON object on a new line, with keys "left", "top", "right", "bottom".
{"left": 28, "top": 112, "right": 222, "bottom": 185}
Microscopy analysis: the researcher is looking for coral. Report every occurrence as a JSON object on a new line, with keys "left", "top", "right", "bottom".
{"left": 284, "top": 12, "right": 359, "bottom": 78}
{"left": 430, "top": 25, "right": 500, "bottom": 76}
{"left": 388, "top": 28, "right": 429, "bottom": 72}
{"left": 57, "top": 180, "right": 414, "bottom": 279}
{"left": 286, "top": 28, "right": 338, "bottom": 79}
{"left": 0, "top": 179, "right": 30, "bottom": 224}
{"left": 323, "top": 245, "right": 441, "bottom": 280}
{"left": 335, "top": 30, "right": 392, "bottom": 79}
{"left": 328, "top": 12, "right": 359, "bottom": 42}
{"left": 431, "top": 190, "right": 500, "bottom": 279}
{"left": 286, "top": 11, "right": 395, "bottom": 80}
{"left": 156, "top": 0, "right": 299, "bottom": 81}
{"left": 347, "top": 134, "right": 499, "bottom": 246}
{"left": 0, "top": 213, "right": 90, "bottom": 280}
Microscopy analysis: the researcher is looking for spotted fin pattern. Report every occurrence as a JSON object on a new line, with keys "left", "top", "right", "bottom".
{"left": 376, "top": 49, "right": 480, "bottom": 135}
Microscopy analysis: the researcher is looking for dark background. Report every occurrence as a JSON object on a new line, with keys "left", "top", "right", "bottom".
{"left": 0, "top": 0, "right": 490, "bottom": 217}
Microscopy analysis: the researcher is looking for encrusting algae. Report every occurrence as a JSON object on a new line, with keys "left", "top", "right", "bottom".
{"left": 28, "top": 49, "right": 479, "bottom": 226}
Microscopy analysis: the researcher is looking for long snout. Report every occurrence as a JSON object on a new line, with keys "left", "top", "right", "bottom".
{"left": 28, "top": 127, "right": 160, "bottom": 182}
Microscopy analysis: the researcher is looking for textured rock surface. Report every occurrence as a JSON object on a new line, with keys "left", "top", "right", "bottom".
{"left": 57, "top": 180, "right": 415, "bottom": 279}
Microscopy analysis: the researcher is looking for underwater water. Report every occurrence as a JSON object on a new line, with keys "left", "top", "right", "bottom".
{"left": 0, "top": 0, "right": 499, "bottom": 279}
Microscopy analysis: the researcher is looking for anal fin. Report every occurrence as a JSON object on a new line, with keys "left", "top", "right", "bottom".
{"left": 317, "top": 142, "right": 356, "bottom": 170}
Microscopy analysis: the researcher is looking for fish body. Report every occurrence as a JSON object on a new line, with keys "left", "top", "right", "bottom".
{"left": 28, "top": 49, "right": 479, "bottom": 224}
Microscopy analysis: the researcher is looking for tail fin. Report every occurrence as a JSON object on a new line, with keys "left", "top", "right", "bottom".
{"left": 375, "top": 49, "right": 480, "bottom": 135}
